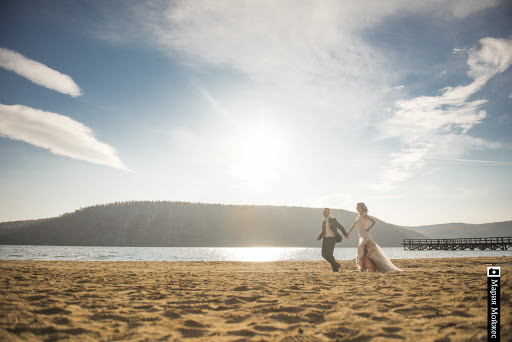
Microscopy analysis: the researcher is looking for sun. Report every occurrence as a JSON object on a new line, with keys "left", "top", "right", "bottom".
{"left": 228, "top": 127, "right": 283, "bottom": 184}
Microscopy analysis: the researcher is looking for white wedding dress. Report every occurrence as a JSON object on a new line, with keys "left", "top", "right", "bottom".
{"left": 355, "top": 215, "right": 402, "bottom": 272}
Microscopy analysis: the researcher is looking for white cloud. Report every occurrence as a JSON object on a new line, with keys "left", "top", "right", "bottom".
{"left": 0, "top": 47, "right": 82, "bottom": 97}
{"left": 139, "top": 1, "right": 496, "bottom": 84}
{"left": 89, "top": 1, "right": 503, "bottom": 186}
{"left": 508, "top": 93, "right": 512, "bottom": 99}
{"left": 375, "top": 37, "right": 512, "bottom": 191}
{"left": 0, "top": 104, "right": 130, "bottom": 171}
{"left": 91, "top": 1, "right": 499, "bottom": 123}
{"left": 392, "top": 85, "right": 405, "bottom": 90}
{"left": 467, "top": 38, "right": 512, "bottom": 80}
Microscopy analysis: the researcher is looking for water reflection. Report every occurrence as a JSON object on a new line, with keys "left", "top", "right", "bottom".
{"left": 0, "top": 245, "right": 510, "bottom": 261}
{"left": 219, "top": 247, "right": 298, "bottom": 262}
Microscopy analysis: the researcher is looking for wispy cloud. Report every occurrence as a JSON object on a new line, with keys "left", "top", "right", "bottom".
{"left": 426, "top": 157, "right": 512, "bottom": 166}
{"left": 92, "top": 1, "right": 500, "bottom": 122}
{"left": 194, "top": 84, "right": 241, "bottom": 130}
{"left": 0, "top": 47, "right": 82, "bottom": 97}
{"left": 0, "top": 104, "right": 130, "bottom": 171}
{"left": 87, "top": 1, "right": 504, "bottom": 186}
{"left": 375, "top": 37, "right": 512, "bottom": 191}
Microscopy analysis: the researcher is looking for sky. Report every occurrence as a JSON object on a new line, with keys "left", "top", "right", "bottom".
{"left": 0, "top": 0, "right": 511, "bottom": 226}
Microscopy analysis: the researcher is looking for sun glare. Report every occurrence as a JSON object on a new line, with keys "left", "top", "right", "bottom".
{"left": 223, "top": 247, "right": 289, "bottom": 262}
{"left": 228, "top": 128, "right": 283, "bottom": 184}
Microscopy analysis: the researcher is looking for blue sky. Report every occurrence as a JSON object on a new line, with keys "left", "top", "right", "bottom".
{"left": 0, "top": 0, "right": 511, "bottom": 226}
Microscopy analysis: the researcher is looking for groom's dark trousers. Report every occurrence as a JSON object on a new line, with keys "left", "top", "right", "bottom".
{"left": 322, "top": 237, "right": 340, "bottom": 271}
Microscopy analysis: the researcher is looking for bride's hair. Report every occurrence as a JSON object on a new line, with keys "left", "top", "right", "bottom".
{"left": 357, "top": 202, "right": 368, "bottom": 215}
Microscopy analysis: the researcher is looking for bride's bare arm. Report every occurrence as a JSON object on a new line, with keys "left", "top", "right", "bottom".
{"left": 364, "top": 214, "right": 376, "bottom": 231}
{"left": 347, "top": 222, "right": 357, "bottom": 237}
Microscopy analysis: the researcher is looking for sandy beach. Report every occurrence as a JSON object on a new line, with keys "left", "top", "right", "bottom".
{"left": 1, "top": 257, "right": 510, "bottom": 341}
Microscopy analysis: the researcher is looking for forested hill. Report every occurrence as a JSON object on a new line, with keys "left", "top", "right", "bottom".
{"left": 405, "top": 221, "right": 512, "bottom": 239}
{"left": 0, "top": 201, "right": 427, "bottom": 247}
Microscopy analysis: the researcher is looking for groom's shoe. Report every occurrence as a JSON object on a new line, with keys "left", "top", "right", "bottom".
{"left": 333, "top": 265, "right": 341, "bottom": 272}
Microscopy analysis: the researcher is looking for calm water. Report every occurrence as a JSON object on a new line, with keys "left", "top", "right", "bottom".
{"left": 0, "top": 245, "right": 511, "bottom": 262}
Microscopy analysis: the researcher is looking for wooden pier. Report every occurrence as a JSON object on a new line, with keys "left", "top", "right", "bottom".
{"left": 402, "top": 236, "right": 512, "bottom": 251}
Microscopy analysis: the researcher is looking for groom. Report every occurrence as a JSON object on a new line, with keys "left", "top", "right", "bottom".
{"left": 317, "top": 208, "right": 348, "bottom": 272}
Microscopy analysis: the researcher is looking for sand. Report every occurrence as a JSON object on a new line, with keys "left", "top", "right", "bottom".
{"left": 0, "top": 257, "right": 511, "bottom": 341}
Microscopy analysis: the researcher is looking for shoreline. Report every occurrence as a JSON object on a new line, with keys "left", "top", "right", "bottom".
{"left": 1, "top": 257, "right": 511, "bottom": 341}
{"left": 2, "top": 245, "right": 511, "bottom": 263}
{"left": 0, "top": 255, "right": 512, "bottom": 266}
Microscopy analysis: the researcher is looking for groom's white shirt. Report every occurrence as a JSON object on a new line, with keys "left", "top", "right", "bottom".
{"left": 324, "top": 216, "right": 335, "bottom": 238}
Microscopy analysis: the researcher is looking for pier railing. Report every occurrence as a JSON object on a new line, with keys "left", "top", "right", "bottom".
{"left": 402, "top": 236, "right": 512, "bottom": 251}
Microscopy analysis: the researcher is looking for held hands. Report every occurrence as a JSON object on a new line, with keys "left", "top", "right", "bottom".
{"left": 317, "top": 236, "right": 322, "bottom": 241}
{"left": 344, "top": 234, "right": 349, "bottom": 239}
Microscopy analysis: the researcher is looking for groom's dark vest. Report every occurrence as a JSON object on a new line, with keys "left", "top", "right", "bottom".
{"left": 320, "top": 217, "right": 347, "bottom": 243}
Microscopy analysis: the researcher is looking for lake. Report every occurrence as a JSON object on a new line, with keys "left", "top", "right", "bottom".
{"left": 1, "top": 245, "right": 511, "bottom": 262}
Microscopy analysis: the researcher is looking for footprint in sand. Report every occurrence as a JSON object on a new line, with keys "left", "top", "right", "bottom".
{"left": 356, "top": 312, "right": 372, "bottom": 318}
{"left": 227, "top": 329, "right": 256, "bottom": 337}
{"left": 323, "top": 327, "right": 355, "bottom": 339}
{"left": 253, "top": 325, "right": 279, "bottom": 332}
{"left": 60, "top": 327, "right": 91, "bottom": 335}
{"left": 281, "top": 335, "right": 324, "bottom": 342}
{"left": 394, "top": 307, "right": 440, "bottom": 319}
{"left": 321, "top": 300, "right": 337, "bottom": 305}
{"left": 212, "top": 305, "right": 231, "bottom": 311}
{"left": 133, "top": 304, "right": 154, "bottom": 310}
{"left": 450, "top": 310, "right": 473, "bottom": 318}
{"left": 184, "top": 319, "right": 208, "bottom": 328}
{"left": 8, "top": 326, "right": 58, "bottom": 335}
{"left": 233, "top": 285, "right": 250, "bottom": 291}
{"left": 182, "top": 308, "right": 206, "bottom": 314}
{"left": 149, "top": 293, "right": 166, "bottom": 300}
{"left": 178, "top": 328, "right": 206, "bottom": 338}
{"left": 305, "top": 312, "right": 324, "bottom": 323}
{"left": 224, "top": 297, "right": 243, "bottom": 305}
{"left": 375, "top": 299, "right": 391, "bottom": 303}
{"left": 90, "top": 313, "right": 130, "bottom": 322}
{"left": 53, "top": 317, "right": 70, "bottom": 325}
{"left": 377, "top": 333, "right": 405, "bottom": 340}
{"left": 236, "top": 295, "right": 262, "bottom": 302}
{"left": 34, "top": 307, "right": 71, "bottom": 315}
{"left": 257, "top": 299, "right": 279, "bottom": 304}
{"left": 224, "top": 314, "right": 250, "bottom": 324}
{"left": 26, "top": 295, "right": 48, "bottom": 301}
{"left": 436, "top": 322, "right": 457, "bottom": 330}
{"left": 258, "top": 305, "right": 304, "bottom": 314}
{"left": 269, "top": 313, "right": 301, "bottom": 324}
{"left": 162, "top": 310, "right": 181, "bottom": 319}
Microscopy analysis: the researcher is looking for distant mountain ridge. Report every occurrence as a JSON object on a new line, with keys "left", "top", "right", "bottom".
{"left": 0, "top": 201, "right": 427, "bottom": 247}
{"left": 405, "top": 221, "right": 512, "bottom": 239}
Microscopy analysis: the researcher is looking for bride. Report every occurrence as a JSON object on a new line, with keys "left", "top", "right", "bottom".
{"left": 347, "top": 203, "right": 402, "bottom": 272}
